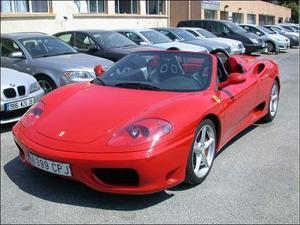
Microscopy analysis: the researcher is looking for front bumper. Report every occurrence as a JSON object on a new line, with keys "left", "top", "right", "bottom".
{"left": 244, "top": 43, "right": 265, "bottom": 53}
{"left": 0, "top": 90, "right": 44, "bottom": 124}
{"left": 12, "top": 123, "right": 192, "bottom": 195}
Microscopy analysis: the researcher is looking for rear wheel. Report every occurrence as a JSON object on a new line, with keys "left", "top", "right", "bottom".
{"left": 185, "top": 119, "right": 217, "bottom": 185}
{"left": 262, "top": 81, "right": 279, "bottom": 122}
{"left": 35, "top": 75, "right": 57, "bottom": 94}
{"left": 266, "top": 41, "right": 276, "bottom": 53}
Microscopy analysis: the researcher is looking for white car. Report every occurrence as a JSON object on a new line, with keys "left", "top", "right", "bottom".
{"left": 116, "top": 28, "right": 208, "bottom": 53}
{"left": 179, "top": 27, "right": 245, "bottom": 54}
{"left": 1, "top": 67, "right": 44, "bottom": 124}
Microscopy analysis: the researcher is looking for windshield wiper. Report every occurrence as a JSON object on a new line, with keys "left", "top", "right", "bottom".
{"left": 37, "top": 52, "right": 78, "bottom": 58}
{"left": 114, "top": 82, "right": 161, "bottom": 91}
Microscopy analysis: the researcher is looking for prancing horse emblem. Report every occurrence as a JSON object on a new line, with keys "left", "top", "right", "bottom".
{"left": 58, "top": 131, "right": 66, "bottom": 137}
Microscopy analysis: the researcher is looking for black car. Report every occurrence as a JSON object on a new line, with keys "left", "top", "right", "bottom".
{"left": 53, "top": 30, "right": 158, "bottom": 62}
{"left": 177, "top": 20, "right": 265, "bottom": 54}
{"left": 153, "top": 27, "right": 232, "bottom": 54}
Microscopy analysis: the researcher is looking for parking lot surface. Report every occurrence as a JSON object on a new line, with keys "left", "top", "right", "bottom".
{"left": 1, "top": 48, "right": 299, "bottom": 224}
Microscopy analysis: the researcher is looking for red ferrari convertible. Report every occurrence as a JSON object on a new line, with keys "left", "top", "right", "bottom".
{"left": 13, "top": 50, "right": 280, "bottom": 195}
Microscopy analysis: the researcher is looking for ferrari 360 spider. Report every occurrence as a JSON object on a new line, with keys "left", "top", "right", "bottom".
{"left": 13, "top": 50, "right": 280, "bottom": 194}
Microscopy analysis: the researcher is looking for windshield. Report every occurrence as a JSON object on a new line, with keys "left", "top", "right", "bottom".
{"left": 140, "top": 31, "right": 172, "bottom": 44}
{"left": 281, "top": 25, "right": 295, "bottom": 32}
{"left": 96, "top": 51, "right": 212, "bottom": 92}
{"left": 224, "top": 21, "right": 247, "bottom": 33}
{"left": 19, "top": 36, "right": 77, "bottom": 58}
{"left": 92, "top": 31, "right": 137, "bottom": 49}
{"left": 196, "top": 29, "right": 217, "bottom": 38}
{"left": 258, "top": 26, "right": 276, "bottom": 34}
{"left": 171, "top": 29, "right": 197, "bottom": 41}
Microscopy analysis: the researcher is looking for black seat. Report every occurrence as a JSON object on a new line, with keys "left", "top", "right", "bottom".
{"left": 216, "top": 56, "right": 228, "bottom": 83}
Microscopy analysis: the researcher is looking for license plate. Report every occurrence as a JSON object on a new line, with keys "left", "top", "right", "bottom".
{"left": 27, "top": 152, "right": 72, "bottom": 177}
{"left": 5, "top": 98, "right": 35, "bottom": 111}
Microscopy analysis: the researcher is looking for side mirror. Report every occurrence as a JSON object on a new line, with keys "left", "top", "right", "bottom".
{"left": 174, "top": 38, "right": 180, "bottom": 42}
{"left": 9, "top": 51, "right": 25, "bottom": 59}
{"left": 139, "top": 41, "right": 148, "bottom": 46}
{"left": 88, "top": 44, "right": 99, "bottom": 52}
{"left": 218, "top": 73, "right": 246, "bottom": 89}
{"left": 256, "top": 32, "right": 261, "bottom": 36}
{"left": 94, "top": 64, "right": 105, "bottom": 76}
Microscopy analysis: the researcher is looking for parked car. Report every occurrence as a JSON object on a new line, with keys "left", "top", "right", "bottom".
{"left": 239, "top": 24, "right": 290, "bottom": 53}
{"left": 0, "top": 33, "right": 113, "bottom": 94}
{"left": 116, "top": 28, "right": 208, "bottom": 52}
{"left": 179, "top": 27, "right": 245, "bottom": 54}
{"left": 54, "top": 30, "right": 160, "bottom": 62}
{"left": 13, "top": 50, "right": 280, "bottom": 194}
{"left": 278, "top": 24, "right": 299, "bottom": 33}
{"left": 177, "top": 20, "right": 265, "bottom": 54}
{"left": 263, "top": 25, "right": 299, "bottom": 47}
{"left": 152, "top": 27, "right": 231, "bottom": 54}
{"left": 1, "top": 67, "right": 44, "bottom": 124}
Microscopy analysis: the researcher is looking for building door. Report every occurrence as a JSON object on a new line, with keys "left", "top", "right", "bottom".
{"left": 247, "top": 14, "right": 256, "bottom": 24}
{"left": 204, "top": 9, "right": 217, "bottom": 20}
{"left": 232, "top": 12, "right": 243, "bottom": 24}
{"left": 220, "top": 11, "right": 228, "bottom": 20}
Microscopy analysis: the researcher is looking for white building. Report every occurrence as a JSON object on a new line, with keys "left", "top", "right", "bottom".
{"left": 0, "top": 0, "right": 169, "bottom": 34}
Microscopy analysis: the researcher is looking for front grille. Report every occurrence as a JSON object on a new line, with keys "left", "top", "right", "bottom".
{"left": 93, "top": 168, "right": 139, "bottom": 186}
{"left": 17, "top": 86, "right": 26, "bottom": 96}
{"left": 0, "top": 106, "right": 30, "bottom": 120}
{"left": 3, "top": 88, "right": 16, "bottom": 98}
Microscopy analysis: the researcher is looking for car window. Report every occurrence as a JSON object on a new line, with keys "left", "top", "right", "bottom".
{"left": 123, "top": 32, "right": 144, "bottom": 45}
{"left": 157, "top": 30, "right": 177, "bottom": 41}
{"left": 186, "top": 29, "right": 200, "bottom": 37}
{"left": 140, "top": 31, "right": 172, "bottom": 44}
{"left": 75, "top": 33, "right": 95, "bottom": 50}
{"left": 196, "top": 29, "right": 216, "bottom": 38}
{"left": 0, "top": 38, "right": 23, "bottom": 57}
{"left": 242, "top": 26, "right": 250, "bottom": 31}
{"left": 171, "top": 29, "right": 196, "bottom": 41}
{"left": 99, "top": 51, "right": 213, "bottom": 92}
{"left": 19, "top": 36, "right": 77, "bottom": 58}
{"left": 92, "top": 31, "right": 137, "bottom": 49}
{"left": 56, "top": 33, "right": 73, "bottom": 45}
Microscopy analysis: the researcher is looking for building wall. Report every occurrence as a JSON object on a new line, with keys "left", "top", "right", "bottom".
{"left": 170, "top": 0, "right": 291, "bottom": 27}
{"left": 0, "top": 0, "right": 169, "bottom": 35}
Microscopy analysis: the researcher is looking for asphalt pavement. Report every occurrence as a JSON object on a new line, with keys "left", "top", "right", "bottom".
{"left": 1, "top": 48, "right": 299, "bottom": 224}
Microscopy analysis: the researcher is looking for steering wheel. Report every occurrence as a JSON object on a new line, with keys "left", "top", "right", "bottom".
{"left": 210, "top": 48, "right": 230, "bottom": 65}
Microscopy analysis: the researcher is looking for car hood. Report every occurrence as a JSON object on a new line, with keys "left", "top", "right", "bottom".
{"left": 153, "top": 42, "right": 208, "bottom": 52}
{"left": 29, "top": 83, "right": 194, "bottom": 152}
{"left": 1, "top": 68, "right": 36, "bottom": 89}
{"left": 211, "top": 37, "right": 243, "bottom": 47}
{"left": 34, "top": 53, "right": 113, "bottom": 71}
{"left": 184, "top": 39, "right": 229, "bottom": 51}
{"left": 108, "top": 45, "right": 159, "bottom": 55}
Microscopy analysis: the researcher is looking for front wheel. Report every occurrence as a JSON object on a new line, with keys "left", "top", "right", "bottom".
{"left": 185, "top": 119, "right": 217, "bottom": 185}
{"left": 36, "top": 75, "right": 57, "bottom": 94}
{"left": 261, "top": 81, "right": 279, "bottom": 122}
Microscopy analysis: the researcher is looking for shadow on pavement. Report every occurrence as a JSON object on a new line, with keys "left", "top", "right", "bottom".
{"left": 3, "top": 157, "right": 173, "bottom": 210}
{"left": 0, "top": 122, "right": 16, "bottom": 133}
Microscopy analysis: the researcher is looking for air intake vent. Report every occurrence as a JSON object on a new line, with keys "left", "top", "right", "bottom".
{"left": 3, "top": 88, "right": 16, "bottom": 98}
{"left": 17, "top": 86, "right": 26, "bottom": 96}
{"left": 93, "top": 168, "right": 139, "bottom": 186}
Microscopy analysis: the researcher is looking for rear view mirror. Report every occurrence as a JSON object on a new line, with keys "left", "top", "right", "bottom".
{"left": 9, "top": 51, "right": 25, "bottom": 59}
{"left": 218, "top": 73, "right": 246, "bottom": 89}
{"left": 94, "top": 64, "right": 105, "bottom": 76}
{"left": 88, "top": 44, "right": 99, "bottom": 52}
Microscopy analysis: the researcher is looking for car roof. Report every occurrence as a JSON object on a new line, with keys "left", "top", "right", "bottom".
{"left": 56, "top": 30, "right": 117, "bottom": 34}
{"left": 115, "top": 28, "right": 153, "bottom": 32}
{"left": 180, "top": 19, "right": 232, "bottom": 24}
{"left": 1, "top": 32, "right": 49, "bottom": 39}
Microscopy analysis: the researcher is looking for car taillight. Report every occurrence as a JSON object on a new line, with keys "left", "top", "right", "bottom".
{"left": 21, "top": 101, "right": 45, "bottom": 128}
{"left": 108, "top": 118, "right": 172, "bottom": 147}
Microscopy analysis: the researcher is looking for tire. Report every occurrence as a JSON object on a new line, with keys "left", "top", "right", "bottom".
{"left": 185, "top": 119, "right": 217, "bottom": 185}
{"left": 266, "top": 41, "right": 276, "bottom": 54}
{"left": 35, "top": 75, "right": 57, "bottom": 94}
{"left": 261, "top": 80, "right": 279, "bottom": 123}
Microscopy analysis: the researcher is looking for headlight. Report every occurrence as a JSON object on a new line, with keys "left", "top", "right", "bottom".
{"left": 63, "top": 71, "right": 95, "bottom": 81}
{"left": 250, "top": 38, "right": 258, "bottom": 44}
{"left": 20, "top": 101, "right": 44, "bottom": 128}
{"left": 29, "top": 81, "right": 41, "bottom": 93}
{"left": 108, "top": 118, "right": 173, "bottom": 147}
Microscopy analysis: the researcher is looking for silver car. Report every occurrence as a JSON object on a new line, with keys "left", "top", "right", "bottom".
{"left": 0, "top": 33, "right": 114, "bottom": 93}
{"left": 178, "top": 27, "right": 245, "bottom": 54}
{"left": 116, "top": 28, "right": 208, "bottom": 52}
{"left": 1, "top": 67, "right": 44, "bottom": 124}
{"left": 240, "top": 24, "right": 290, "bottom": 53}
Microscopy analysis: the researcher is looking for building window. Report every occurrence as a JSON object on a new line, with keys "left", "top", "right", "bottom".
{"left": 247, "top": 14, "right": 256, "bottom": 24}
{"left": 204, "top": 9, "right": 217, "bottom": 20}
{"left": 232, "top": 12, "right": 243, "bottom": 24}
{"left": 278, "top": 17, "right": 283, "bottom": 23}
{"left": 146, "top": 0, "right": 165, "bottom": 15}
{"left": 0, "top": 0, "right": 50, "bottom": 13}
{"left": 259, "top": 15, "right": 275, "bottom": 25}
{"left": 74, "top": 0, "right": 105, "bottom": 13}
{"left": 220, "top": 11, "right": 228, "bottom": 20}
{"left": 115, "top": 0, "right": 138, "bottom": 14}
